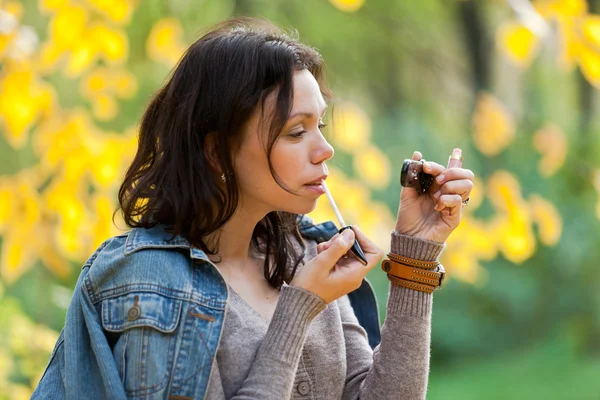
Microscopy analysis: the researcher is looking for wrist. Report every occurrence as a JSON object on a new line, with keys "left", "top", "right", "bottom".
{"left": 390, "top": 230, "right": 445, "bottom": 262}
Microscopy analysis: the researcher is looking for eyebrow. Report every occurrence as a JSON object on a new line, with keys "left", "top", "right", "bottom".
{"left": 288, "top": 105, "right": 328, "bottom": 120}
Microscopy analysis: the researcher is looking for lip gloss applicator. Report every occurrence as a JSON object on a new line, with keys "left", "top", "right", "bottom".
{"left": 321, "top": 180, "right": 368, "bottom": 265}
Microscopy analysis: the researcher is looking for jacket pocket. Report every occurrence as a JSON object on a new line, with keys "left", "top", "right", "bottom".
{"left": 101, "top": 292, "right": 183, "bottom": 398}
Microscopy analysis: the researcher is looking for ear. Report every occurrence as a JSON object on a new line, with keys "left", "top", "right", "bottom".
{"left": 203, "top": 132, "right": 222, "bottom": 174}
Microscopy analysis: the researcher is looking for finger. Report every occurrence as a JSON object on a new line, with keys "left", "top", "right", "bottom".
{"left": 316, "top": 229, "right": 355, "bottom": 267}
{"left": 348, "top": 226, "right": 384, "bottom": 269}
{"left": 317, "top": 242, "right": 326, "bottom": 254}
{"left": 412, "top": 151, "right": 422, "bottom": 161}
{"left": 447, "top": 148, "right": 463, "bottom": 169}
{"left": 318, "top": 232, "right": 341, "bottom": 254}
{"left": 432, "top": 169, "right": 474, "bottom": 202}
{"left": 434, "top": 194, "right": 463, "bottom": 214}
{"left": 422, "top": 161, "right": 446, "bottom": 177}
{"left": 435, "top": 168, "right": 475, "bottom": 186}
{"left": 422, "top": 161, "right": 447, "bottom": 193}
{"left": 432, "top": 179, "right": 473, "bottom": 202}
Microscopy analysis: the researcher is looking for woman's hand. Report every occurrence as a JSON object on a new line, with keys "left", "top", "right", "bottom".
{"left": 394, "top": 149, "right": 474, "bottom": 243}
{"left": 290, "top": 226, "right": 383, "bottom": 304}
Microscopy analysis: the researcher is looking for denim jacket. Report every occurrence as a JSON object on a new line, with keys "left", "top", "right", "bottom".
{"left": 32, "top": 216, "right": 381, "bottom": 400}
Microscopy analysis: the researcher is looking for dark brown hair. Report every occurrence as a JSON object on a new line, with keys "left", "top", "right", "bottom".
{"left": 115, "top": 17, "right": 330, "bottom": 289}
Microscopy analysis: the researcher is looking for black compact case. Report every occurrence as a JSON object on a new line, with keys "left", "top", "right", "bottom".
{"left": 337, "top": 226, "right": 368, "bottom": 265}
{"left": 400, "top": 159, "right": 434, "bottom": 194}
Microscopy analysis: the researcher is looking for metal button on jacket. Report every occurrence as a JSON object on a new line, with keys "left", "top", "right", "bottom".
{"left": 127, "top": 306, "right": 141, "bottom": 321}
{"left": 297, "top": 381, "right": 310, "bottom": 395}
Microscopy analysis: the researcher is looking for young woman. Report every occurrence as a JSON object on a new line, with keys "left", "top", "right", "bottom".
{"left": 33, "top": 17, "right": 473, "bottom": 400}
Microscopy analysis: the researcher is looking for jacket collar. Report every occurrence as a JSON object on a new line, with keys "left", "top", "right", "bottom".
{"left": 124, "top": 223, "right": 210, "bottom": 261}
{"left": 123, "top": 215, "right": 339, "bottom": 260}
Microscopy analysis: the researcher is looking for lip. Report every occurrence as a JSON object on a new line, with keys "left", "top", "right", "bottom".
{"left": 303, "top": 175, "right": 328, "bottom": 186}
{"left": 303, "top": 183, "right": 326, "bottom": 195}
{"left": 303, "top": 175, "right": 328, "bottom": 195}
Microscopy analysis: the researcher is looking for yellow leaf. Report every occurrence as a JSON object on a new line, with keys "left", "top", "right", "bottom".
{"left": 486, "top": 170, "right": 522, "bottom": 212}
{"left": 582, "top": 15, "right": 600, "bottom": 47}
{"left": 442, "top": 251, "right": 486, "bottom": 285}
{"left": 331, "top": 103, "right": 371, "bottom": 154}
{"left": 4, "top": 1, "right": 24, "bottom": 20}
{"left": 38, "top": 42, "right": 64, "bottom": 73}
{"left": 353, "top": 144, "right": 391, "bottom": 189}
{"left": 492, "top": 209, "right": 536, "bottom": 264}
{"left": 88, "top": 135, "right": 127, "bottom": 187}
{"left": 91, "top": 93, "right": 118, "bottom": 121}
{"left": 0, "top": 68, "right": 55, "bottom": 148}
{"left": 529, "top": 194, "right": 562, "bottom": 246}
{"left": 80, "top": 68, "right": 109, "bottom": 96}
{"left": 90, "top": 192, "right": 122, "bottom": 251}
{"left": 89, "top": 24, "right": 128, "bottom": 63}
{"left": 557, "top": 19, "right": 581, "bottom": 70}
{"left": 578, "top": 44, "right": 600, "bottom": 87}
{"left": 39, "top": 0, "right": 70, "bottom": 13}
{"left": 0, "top": 179, "right": 42, "bottom": 283}
{"left": 534, "top": 0, "right": 587, "bottom": 18}
{"left": 487, "top": 171, "right": 536, "bottom": 263}
{"left": 146, "top": 18, "right": 186, "bottom": 67}
{"left": 329, "top": 0, "right": 365, "bottom": 12}
{"left": 0, "top": 34, "right": 12, "bottom": 58}
{"left": 0, "top": 183, "right": 14, "bottom": 231}
{"left": 65, "top": 41, "right": 97, "bottom": 77}
{"left": 88, "top": 0, "right": 134, "bottom": 24}
{"left": 486, "top": 170, "right": 538, "bottom": 263}
{"left": 110, "top": 69, "right": 137, "bottom": 98}
{"left": 45, "top": 179, "right": 93, "bottom": 259}
{"left": 532, "top": 124, "right": 567, "bottom": 177}
{"left": 48, "top": 5, "right": 87, "bottom": 51}
{"left": 497, "top": 22, "right": 539, "bottom": 68}
{"left": 472, "top": 92, "right": 516, "bottom": 156}
{"left": 39, "top": 242, "right": 70, "bottom": 278}
{"left": 33, "top": 112, "right": 91, "bottom": 171}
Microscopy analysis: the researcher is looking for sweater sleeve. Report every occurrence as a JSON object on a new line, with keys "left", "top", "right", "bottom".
{"left": 341, "top": 231, "right": 444, "bottom": 400}
{"left": 231, "top": 285, "right": 326, "bottom": 400}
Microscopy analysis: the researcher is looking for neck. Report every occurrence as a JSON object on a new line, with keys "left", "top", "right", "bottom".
{"left": 206, "top": 199, "right": 270, "bottom": 263}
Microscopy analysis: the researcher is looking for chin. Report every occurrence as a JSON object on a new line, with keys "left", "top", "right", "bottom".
{"left": 278, "top": 199, "right": 318, "bottom": 215}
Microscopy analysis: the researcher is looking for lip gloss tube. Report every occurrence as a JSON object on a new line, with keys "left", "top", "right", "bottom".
{"left": 321, "top": 180, "right": 368, "bottom": 265}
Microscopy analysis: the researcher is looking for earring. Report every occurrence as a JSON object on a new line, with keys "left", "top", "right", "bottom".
{"left": 221, "top": 173, "right": 227, "bottom": 183}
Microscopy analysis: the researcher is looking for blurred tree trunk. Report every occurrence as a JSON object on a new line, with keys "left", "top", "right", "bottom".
{"left": 579, "top": 0, "right": 599, "bottom": 153}
{"left": 457, "top": 0, "right": 489, "bottom": 93}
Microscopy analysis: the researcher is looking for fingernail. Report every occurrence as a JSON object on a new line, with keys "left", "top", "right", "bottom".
{"left": 342, "top": 229, "right": 354, "bottom": 240}
{"left": 436, "top": 174, "right": 445, "bottom": 184}
{"left": 434, "top": 204, "right": 440, "bottom": 211}
{"left": 433, "top": 190, "right": 441, "bottom": 199}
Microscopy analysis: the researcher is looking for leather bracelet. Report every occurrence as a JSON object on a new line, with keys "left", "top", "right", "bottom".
{"left": 387, "top": 274, "right": 436, "bottom": 294}
{"left": 386, "top": 252, "right": 439, "bottom": 270}
{"left": 382, "top": 259, "right": 445, "bottom": 287}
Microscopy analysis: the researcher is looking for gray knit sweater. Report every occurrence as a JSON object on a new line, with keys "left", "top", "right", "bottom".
{"left": 205, "top": 231, "right": 444, "bottom": 399}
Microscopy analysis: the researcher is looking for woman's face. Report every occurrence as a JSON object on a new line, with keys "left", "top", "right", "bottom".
{"left": 233, "top": 69, "right": 334, "bottom": 215}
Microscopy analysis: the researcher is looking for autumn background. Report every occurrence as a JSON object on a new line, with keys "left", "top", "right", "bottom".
{"left": 1, "top": 0, "right": 600, "bottom": 398}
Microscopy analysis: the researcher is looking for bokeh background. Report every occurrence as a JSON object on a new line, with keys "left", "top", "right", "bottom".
{"left": 1, "top": 0, "right": 600, "bottom": 398}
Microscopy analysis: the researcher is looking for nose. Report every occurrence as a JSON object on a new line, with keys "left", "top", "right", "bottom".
{"left": 311, "top": 133, "right": 335, "bottom": 165}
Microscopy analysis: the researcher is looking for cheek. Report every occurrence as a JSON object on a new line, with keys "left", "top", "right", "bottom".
{"left": 270, "top": 145, "right": 303, "bottom": 181}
